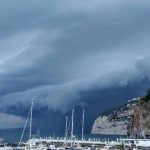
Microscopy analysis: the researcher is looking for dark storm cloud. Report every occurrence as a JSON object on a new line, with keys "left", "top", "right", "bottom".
{"left": 0, "top": 0, "right": 150, "bottom": 112}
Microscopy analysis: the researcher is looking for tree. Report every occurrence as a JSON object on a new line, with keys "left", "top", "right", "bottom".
{"left": 142, "top": 88, "right": 150, "bottom": 102}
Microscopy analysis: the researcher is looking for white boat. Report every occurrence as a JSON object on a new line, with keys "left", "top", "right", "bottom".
{"left": 0, "top": 147, "right": 13, "bottom": 150}
{"left": 120, "top": 138, "right": 150, "bottom": 148}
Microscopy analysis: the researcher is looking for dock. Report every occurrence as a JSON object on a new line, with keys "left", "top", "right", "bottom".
{"left": 27, "top": 136, "right": 120, "bottom": 147}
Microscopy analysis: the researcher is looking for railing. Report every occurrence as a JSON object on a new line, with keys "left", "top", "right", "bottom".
{"left": 29, "top": 136, "right": 124, "bottom": 146}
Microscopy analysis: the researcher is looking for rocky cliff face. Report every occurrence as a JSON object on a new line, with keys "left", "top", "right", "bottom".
{"left": 91, "top": 116, "right": 128, "bottom": 135}
{"left": 91, "top": 98, "right": 139, "bottom": 135}
{"left": 91, "top": 96, "right": 150, "bottom": 137}
{"left": 129, "top": 100, "right": 150, "bottom": 138}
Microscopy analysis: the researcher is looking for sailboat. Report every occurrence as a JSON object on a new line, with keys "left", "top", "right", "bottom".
{"left": 66, "top": 108, "right": 85, "bottom": 150}
{"left": 17, "top": 101, "right": 47, "bottom": 150}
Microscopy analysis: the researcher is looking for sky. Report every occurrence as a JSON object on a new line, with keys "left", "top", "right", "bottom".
{"left": 0, "top": 0, "right": 150, "bottom": 130}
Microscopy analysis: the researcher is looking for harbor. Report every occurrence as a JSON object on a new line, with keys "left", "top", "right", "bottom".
{"left": 1, "top": 135, "right": 150, "bottom": 150}
{"left": 0, "top": 102, "right": 150, "bottom": 150}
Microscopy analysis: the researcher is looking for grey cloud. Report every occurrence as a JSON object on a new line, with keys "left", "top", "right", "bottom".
{"left": 0, "top": 0, "right": 150, "bottom": 112}
{"left": 136, "top": 56, "right": 150, "bottom": 80}
{"left": 0, "top": 113, "right": 25, "bottom": 129}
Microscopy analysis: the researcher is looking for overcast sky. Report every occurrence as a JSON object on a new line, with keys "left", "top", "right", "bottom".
{"left": 0, "top": 0, "right": 150, "bottom": 117}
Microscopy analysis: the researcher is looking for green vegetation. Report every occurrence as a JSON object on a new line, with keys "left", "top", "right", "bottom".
{"left": 142, "top": 88, "right": 150, "bottom": 102}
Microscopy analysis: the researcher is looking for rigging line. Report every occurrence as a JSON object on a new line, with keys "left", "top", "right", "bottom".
{"left": 19, "top": 108, "right": 31, "bottom": 145}
{"left": 67, "top": 116, "right": 72, "bottom": 136}
{"left": 75, "top": 117, "right": 82, "bottom": 137}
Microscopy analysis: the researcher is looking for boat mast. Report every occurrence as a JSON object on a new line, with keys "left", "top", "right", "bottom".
{"left": 71, "top": 108, "right": 74, "bottom": 147}
{"left": 19, "top": 108, "right": 31, "bottom": 145}
{"left": 65, "top": 116, "right": 68, "bottom": 138}
{"left": 29, "top": 101, "right": 33, "bottom": 140}
{"left": 64, "top": 116, "right": 68, "bottom": 147}
{"left": 82, "top": 109, "right": 85, "bottom": 141}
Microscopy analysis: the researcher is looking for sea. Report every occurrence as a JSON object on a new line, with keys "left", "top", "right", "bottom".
{"left": 0, "top": 128, "right": 127, "bottom": 143}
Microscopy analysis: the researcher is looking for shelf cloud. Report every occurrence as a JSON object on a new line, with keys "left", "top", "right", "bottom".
{"left": 0, "top": 0, "right": 150, "bottom": 113}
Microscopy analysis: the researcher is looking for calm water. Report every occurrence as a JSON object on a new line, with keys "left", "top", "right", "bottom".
{"left": 0, "top": 128, "right": 127, "bottom": 143}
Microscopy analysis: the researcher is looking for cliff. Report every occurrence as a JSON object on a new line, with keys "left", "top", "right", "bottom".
{"left": 91, "top": 93, "right": 150, "bottom": 137}
{"left": 91, "top": 116, "right": 128, "bottom": 135}
{"left": 129, "top": 100, "right": 150, "bottom": 138}
{"left": 91, "top": 98, "right": 138, "bottom": 135}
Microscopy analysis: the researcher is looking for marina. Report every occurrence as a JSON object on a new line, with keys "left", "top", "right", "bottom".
{"left": 1, "top": 136, "right": 150, "bottom": 150}
{"left": 0, "top": 102, "right": 150, "bottom": 150}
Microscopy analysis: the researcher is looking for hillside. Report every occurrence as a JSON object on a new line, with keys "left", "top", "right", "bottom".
{"left": 91, "top": 98, "right": 139, "bottom": 135}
